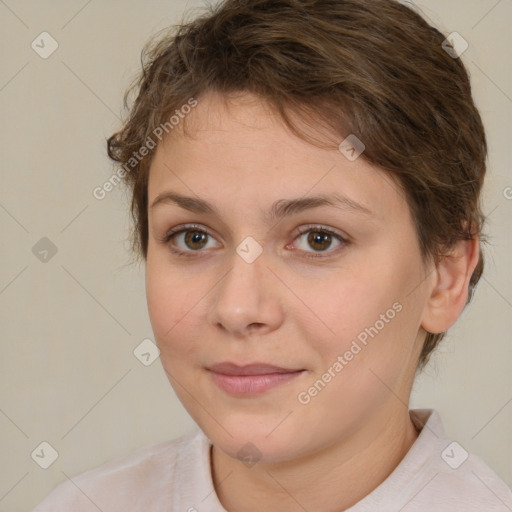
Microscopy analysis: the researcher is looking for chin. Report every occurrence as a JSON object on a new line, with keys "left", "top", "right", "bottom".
{"left": 204, "top": 418, "right": 305, "bottom": 465}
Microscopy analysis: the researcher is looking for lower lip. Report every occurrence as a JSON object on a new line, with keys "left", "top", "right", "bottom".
{"left": 209, "top": 370, "right": 304, "bottom": 395}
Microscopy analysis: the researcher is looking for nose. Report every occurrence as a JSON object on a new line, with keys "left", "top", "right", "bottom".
{"left": 207, "top": 248, "right": 284, "bottom": 337}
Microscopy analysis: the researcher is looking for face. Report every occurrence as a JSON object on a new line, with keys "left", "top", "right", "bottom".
{"left": 146, "top": 91, "right": 430, "bottom": 463}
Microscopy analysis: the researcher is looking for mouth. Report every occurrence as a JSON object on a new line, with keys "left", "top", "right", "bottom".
{"left": 206, "top": 362, "right": 306, "bottom": 395}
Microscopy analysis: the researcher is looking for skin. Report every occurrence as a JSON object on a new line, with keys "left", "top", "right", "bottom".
{"left": 145, "top": 90, "right": 480, "bottom": 512}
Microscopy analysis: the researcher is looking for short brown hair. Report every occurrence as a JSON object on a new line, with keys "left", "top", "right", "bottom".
{"left": 107, "top": 0, "right": 488, "bottom": 371}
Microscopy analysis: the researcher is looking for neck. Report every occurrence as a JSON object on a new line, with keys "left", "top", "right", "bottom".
{"left": 211, "top": 406, "right": 419, "bottom": 512}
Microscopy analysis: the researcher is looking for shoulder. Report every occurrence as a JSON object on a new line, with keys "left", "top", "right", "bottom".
{"left": 422, "top": 446, "right": 512, "bottom": 511}
{"left": 354, "top": 409, "right": 512, "bottom": 512}
{"left": 401, "top": 409, "right": 512, "bottom": 511}
{"left": 30, "top": 430, "right": 205, "bottom": 512}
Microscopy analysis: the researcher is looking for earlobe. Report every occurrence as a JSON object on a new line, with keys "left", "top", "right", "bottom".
{"left": 421, "top": 236, "right": 480, "bottom": 334}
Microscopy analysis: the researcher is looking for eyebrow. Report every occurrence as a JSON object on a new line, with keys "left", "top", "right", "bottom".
{"left": 150, "top": 191, "right": 373, "bottom": 221}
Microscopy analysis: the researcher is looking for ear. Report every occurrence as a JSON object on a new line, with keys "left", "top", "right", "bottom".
{"left": 421, "top": 236, "right": 480, "bottom": 334}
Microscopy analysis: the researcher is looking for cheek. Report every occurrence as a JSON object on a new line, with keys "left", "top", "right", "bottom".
{"left": 298, "top": 298, "right": 415, "bottom": 425}
{"left": 146, "top": 262, "right": 174, "bottom": 336}
{"left": 308, "top": 273, "right": 391, "bottom": 345}
{"left": 307, "top": 258, "right": 420, "bottom": 375}
{"left": 145, "top": 256, "right": 201, "bottom": 357}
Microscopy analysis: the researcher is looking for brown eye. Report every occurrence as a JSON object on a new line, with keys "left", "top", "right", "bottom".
{"left": 160, "top": 224, "right": 221, "bottom": 257}
{"left": 293, "top": 226, "right": 348, "bottom": 259}
{"left": 183, "top": 230, "right": 209, "bottom": 250}
{"left": 306, "top": 231, "right": 333, "bottom": 251}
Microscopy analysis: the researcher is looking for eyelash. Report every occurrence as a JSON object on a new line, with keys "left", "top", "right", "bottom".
{"left": 158, "top": 223, "right": 349, "bottom": 260}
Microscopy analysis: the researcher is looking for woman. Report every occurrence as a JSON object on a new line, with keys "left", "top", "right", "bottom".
{"left": 32, "top": 0, "right": 512, "bottom": 510}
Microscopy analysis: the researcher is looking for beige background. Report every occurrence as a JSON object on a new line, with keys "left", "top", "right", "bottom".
{"left": 0, "top": 1, "right": 511, "bottom": 510}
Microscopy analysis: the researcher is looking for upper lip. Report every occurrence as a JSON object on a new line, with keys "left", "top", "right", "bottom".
{"left": 207, "top": 362, "right": 304, "bottom": 376}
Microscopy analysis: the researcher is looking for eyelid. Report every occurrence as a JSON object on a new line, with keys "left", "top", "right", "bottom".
{"left": 157, "top": 223, "right": 217, "bottom": 245}
{"left": 288, "top": 224, "right": 349, "bottom": 258}
{"left": 159, "top": 223, "right": 349, "bottom": 258}
{"left": 291, "top": 224, "right": 349, "bottom": 243}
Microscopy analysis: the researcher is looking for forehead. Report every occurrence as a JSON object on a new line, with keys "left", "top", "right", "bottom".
{"left": 147, "top": 91, "right": 407, "bottom": 224}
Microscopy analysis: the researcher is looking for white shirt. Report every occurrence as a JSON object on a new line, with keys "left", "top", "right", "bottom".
{"left": 31, "top": 409, "right": 512, "bottom": 511}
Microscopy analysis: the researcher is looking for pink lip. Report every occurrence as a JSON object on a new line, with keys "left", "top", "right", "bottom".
{"left": 207, "top": 362, "right": 305, "bottom": 395}
{"left": 208, "top": 362, "right": 303, "bottom": 375}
